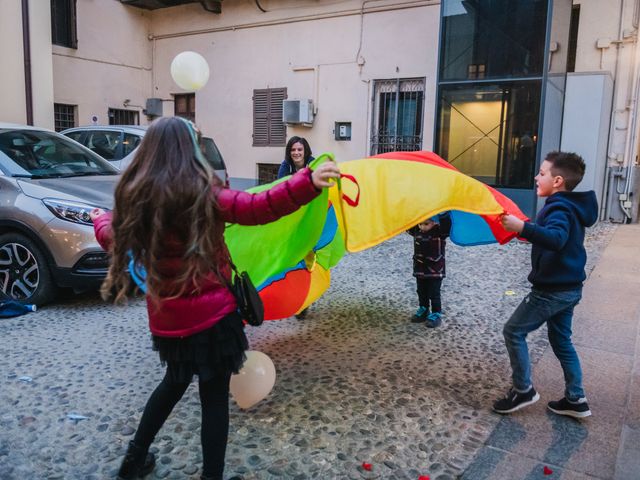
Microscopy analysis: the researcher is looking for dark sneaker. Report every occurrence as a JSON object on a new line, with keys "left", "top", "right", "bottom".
{"left": 493, "top": 387, "right": 540, "bottom": 414}
{"left": 411, "top": 306, "right": 429, "bottom": 323}
{"left": 547, "top": 397, "right": 591, "bottom": 418}
{"left": 425, "top": 312, "right": 442, "bottom": 328}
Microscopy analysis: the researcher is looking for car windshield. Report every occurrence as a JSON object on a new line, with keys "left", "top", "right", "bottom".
{"left": 0, "top": 129, "right": 119, "bottom": 178}
{"left": 201, "top": 137, "right": 226, "bottom": 170}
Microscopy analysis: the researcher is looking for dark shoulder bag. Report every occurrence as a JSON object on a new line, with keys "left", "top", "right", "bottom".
{"left": 226, "top": 259, "right": 264, "bottom": 327}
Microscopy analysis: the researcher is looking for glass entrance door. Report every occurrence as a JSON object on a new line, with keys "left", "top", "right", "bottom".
{"left": 437, "top": 81, "right": 541, "bottom": 189}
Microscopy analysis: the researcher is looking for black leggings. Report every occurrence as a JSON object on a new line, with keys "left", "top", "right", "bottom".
{"left": 416, "top": 277, "right": 443, "bottom": 313}
{"left": 132, "top": 369, "right": 232, "bottom": 480}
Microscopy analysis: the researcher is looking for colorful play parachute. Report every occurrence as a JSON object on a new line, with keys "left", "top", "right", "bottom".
{"left": 130, "top": 151, "right": 527, "bottom": 319}
{"left": 337, "top": 151, "right": 526, "bottom": 249}
{"left": 223, "top": 167, "right": 345, "bottom": 319}
{"left": 226, "top": 151, "right": 527, "bottom": 319}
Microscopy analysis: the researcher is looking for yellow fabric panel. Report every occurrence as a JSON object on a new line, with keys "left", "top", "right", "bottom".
{"left": 328, "top": 184, "right": 346, "bottom": 240}
{"left": 338, "top": 158, "right": 504, "bottom": 252}
{"left": 299, "top": 266, "right": 331, "bottom": 312}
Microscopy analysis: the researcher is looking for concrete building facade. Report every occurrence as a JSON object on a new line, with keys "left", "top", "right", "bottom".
{"left": 1, "top": 0, "right": 639, "bottom": 221}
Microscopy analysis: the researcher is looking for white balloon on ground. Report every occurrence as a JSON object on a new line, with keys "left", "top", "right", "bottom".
{"left": 230, "top": 351, "right": 276, "bottom": 409}
{"left": 170, "top": 51, "right": 210, "bottom": 91}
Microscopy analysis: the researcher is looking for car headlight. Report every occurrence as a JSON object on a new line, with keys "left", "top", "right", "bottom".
{"left": 42, "top": 199, "right": 103, "bottom": 226}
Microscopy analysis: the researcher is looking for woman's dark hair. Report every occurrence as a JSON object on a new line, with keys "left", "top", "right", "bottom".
{"left": 102, "top": 116, "right": 225, "bottom": 304}
{"left": 284, "top": 136, "right": 312, "bottom": 165}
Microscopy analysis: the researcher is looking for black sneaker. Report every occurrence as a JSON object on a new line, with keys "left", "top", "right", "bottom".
{"left": 425, "top": 312, "right": 442, "bottom": 328}
{"left": 411, "top": 306, "right": 429, "bottom": 323}
{"left": 492, "top": 387, "right": 540, "bottom": 414}
{"left": 547, "top": 397, "right": 591, "bottom": 418}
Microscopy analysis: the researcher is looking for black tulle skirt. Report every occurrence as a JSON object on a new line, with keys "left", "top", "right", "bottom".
{"left": 152, "top": 312, "right": 249, "bottom": 383}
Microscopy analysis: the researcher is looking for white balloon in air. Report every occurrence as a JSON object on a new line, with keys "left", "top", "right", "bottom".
{"left": 170, "top": 51, "right": 210, "bottom": 91}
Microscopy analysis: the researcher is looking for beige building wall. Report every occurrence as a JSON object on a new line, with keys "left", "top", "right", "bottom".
{"left": 52, "top": 0, "right": 152, "bottom": 127}
{"left": 0, "top": 0, "right": 27, "bottom": 124}
{"left": 7, "top": 0, "right": 635, "bottom": 203}
{"left": 147, "top": 0, "right": 440, "bottom": 179}
{"left": 573, "top": 0, "right": 640, "bottom": 165}
{"left": 570, "top": 0, "right": 640, "bottom": 220}
{"left": 0, "top": 0, "right": 54, "bottom": 128}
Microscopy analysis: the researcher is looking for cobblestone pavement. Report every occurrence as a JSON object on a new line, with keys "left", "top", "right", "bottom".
{"left": 0, "top": 222, "right": 616, "bottom": 480}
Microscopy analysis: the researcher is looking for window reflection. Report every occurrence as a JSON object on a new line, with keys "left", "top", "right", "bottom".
{"left": 440, "top": 0, "right": 547, "bottom": 81}
{"left": 437, "top": 82, "right": 541, "bottom": 189}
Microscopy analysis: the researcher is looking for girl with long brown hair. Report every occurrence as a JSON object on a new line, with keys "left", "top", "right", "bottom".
{"left": 90, "top": 116, "right": 339, "bottom": 480}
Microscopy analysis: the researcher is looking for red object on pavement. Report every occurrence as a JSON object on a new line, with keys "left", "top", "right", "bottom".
{"left": 418, "top": 476, "right": 431, "bottom": 480}
{"left": 543, "top": 466, "right": 553, "bottom": 475}
{"left": 362, "top": 462, "right": 372, "bottom": 471}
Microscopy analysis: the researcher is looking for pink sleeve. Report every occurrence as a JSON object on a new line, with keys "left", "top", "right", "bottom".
{"left": 93, "top": 212, "right": 114, "bottom": 251}
{"left": 215, "top": 167, "right": 321, "bottom": 225}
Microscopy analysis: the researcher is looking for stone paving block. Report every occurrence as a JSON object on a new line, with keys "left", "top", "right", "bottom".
{"left": 462, "top": 445, "right": 604, "bottom": 480}
{"left": 0, "top": 223, "right": 618, "bottom": 479}
{"left": 533, "top": 344, "right": 633, "bottom": 410}
{"left": 614, "top": 424, "right": 640, "bottom": 480}
{"left": 484, "top": 402, "right": 624, "bottom": 479}
{"left": 628, "top": 330, "right": 640, "bottom": 429}
{"left": 572, "top": 282, "right": 639, "bottom": 355}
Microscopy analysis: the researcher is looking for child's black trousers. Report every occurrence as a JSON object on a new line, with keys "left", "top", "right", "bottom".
{"left": 416, "top": 277, "right": 443, "bottom": 313}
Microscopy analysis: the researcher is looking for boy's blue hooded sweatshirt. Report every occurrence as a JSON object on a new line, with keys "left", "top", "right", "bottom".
{"left": 520, "top": 190, "right": 598, "bottom": 291}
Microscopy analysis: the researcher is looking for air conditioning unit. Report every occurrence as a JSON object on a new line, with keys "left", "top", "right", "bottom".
{"left": 144, "top": 98, "right": 163, "bottom": 117}
{"left": 283, "top": 99, "right": 314, "bottom": 126}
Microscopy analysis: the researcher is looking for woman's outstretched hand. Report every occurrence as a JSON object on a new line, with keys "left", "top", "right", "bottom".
{"left": 89, "top": 208, "right": 107, "bottom": 222}
{"left": 311, "top": 161, "right": 341, "bottom": 189}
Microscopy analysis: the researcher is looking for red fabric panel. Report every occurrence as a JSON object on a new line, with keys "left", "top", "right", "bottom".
{"left": 260, "top": 269, "right": 310, "bottom": 320}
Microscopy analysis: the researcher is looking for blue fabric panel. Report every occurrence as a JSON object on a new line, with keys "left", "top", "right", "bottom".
{"left": 449, "top": 211, "right": 497, "bottom": 246}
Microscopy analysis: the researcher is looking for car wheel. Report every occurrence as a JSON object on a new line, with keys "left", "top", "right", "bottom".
{"left": 0, "top": 233, "right": 56, "bottom": 306}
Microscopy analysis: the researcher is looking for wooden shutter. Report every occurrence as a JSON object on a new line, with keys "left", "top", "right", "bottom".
{"left": 51, "top": 0, "right": 77, "bottom": 48}
{"left": 175, "top": 93, "right": 195, "bottom": 122}
{"left": 253, "top": 87, "right": 287, "bottom": 146}
{"left": 268, "top": 88, "right": 287, "bottom": 146}
{"left": 253, "top": 89, "right": 269, "bottom": 146}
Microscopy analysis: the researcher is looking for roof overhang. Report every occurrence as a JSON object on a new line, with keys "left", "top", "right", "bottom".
{"left": 120, "top": 0, "right": 222, "bottom": 13}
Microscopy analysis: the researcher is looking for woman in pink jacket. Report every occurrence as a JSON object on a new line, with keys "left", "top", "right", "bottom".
{"left": 90, "top": 117, "right": 339, "bottom": 480}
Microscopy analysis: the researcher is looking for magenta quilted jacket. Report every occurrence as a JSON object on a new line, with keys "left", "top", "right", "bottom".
{"left": 94, "top": 167, "right": 320, "bottom": 337}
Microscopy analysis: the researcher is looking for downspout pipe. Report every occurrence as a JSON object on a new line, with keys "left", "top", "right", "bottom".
{"left": 615, "top": 0, "right": 640, "bottom": 220}
{"left": 604, "top": 0, "right": 631, "bottom": 220}
{"left": 622, "top": 2, "right": 640, "bottom": 189}
{"left": 21, "top": 0, "right": 33, "bottom": 126}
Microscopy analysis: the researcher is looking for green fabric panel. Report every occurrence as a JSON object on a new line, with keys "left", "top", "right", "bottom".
{"left": 315, "top": 231, "right": 346, "bottom": 270}
{"left": 224, "top": 173, "right": 330, "bottom": 286}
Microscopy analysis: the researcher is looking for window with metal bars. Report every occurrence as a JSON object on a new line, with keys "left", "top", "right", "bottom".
{"left": 253, "top": 88, "right": 287, "bottom": 146}
{"left": 256, "top": 163, "right": 280, "bottom": 185}
{"left": 174, "top": 93, "right": 196, "bottom": 122}
{"left": 53, "top": 103, "right": 76, "bottom": 132}
{"left": 108, "top": 108, "right": 139, "bottom": 125}
{"left": 51, "top": 0, "right": 77, "bottom": 48}
{"left": 370, "top": 78, "right": 425, "bottom": 154}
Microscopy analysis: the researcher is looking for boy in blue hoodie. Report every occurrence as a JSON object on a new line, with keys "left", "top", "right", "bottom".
{"left": 493, "top": 151, "right": 597, "bottom": 418}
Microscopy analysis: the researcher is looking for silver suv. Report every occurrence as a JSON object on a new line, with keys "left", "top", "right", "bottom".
{"left": 0, "top": 123, "right": 119, "bottom": 305}
{"left": 62, "top": 125, "right": 229, "bottom": 185}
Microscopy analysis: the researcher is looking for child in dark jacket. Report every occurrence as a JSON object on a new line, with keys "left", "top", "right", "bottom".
{"left": 493, "top": 151, "right": 597, "bottom": 419}
{"left": 408, "top": 212, "right": 451, "bottom": 328}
